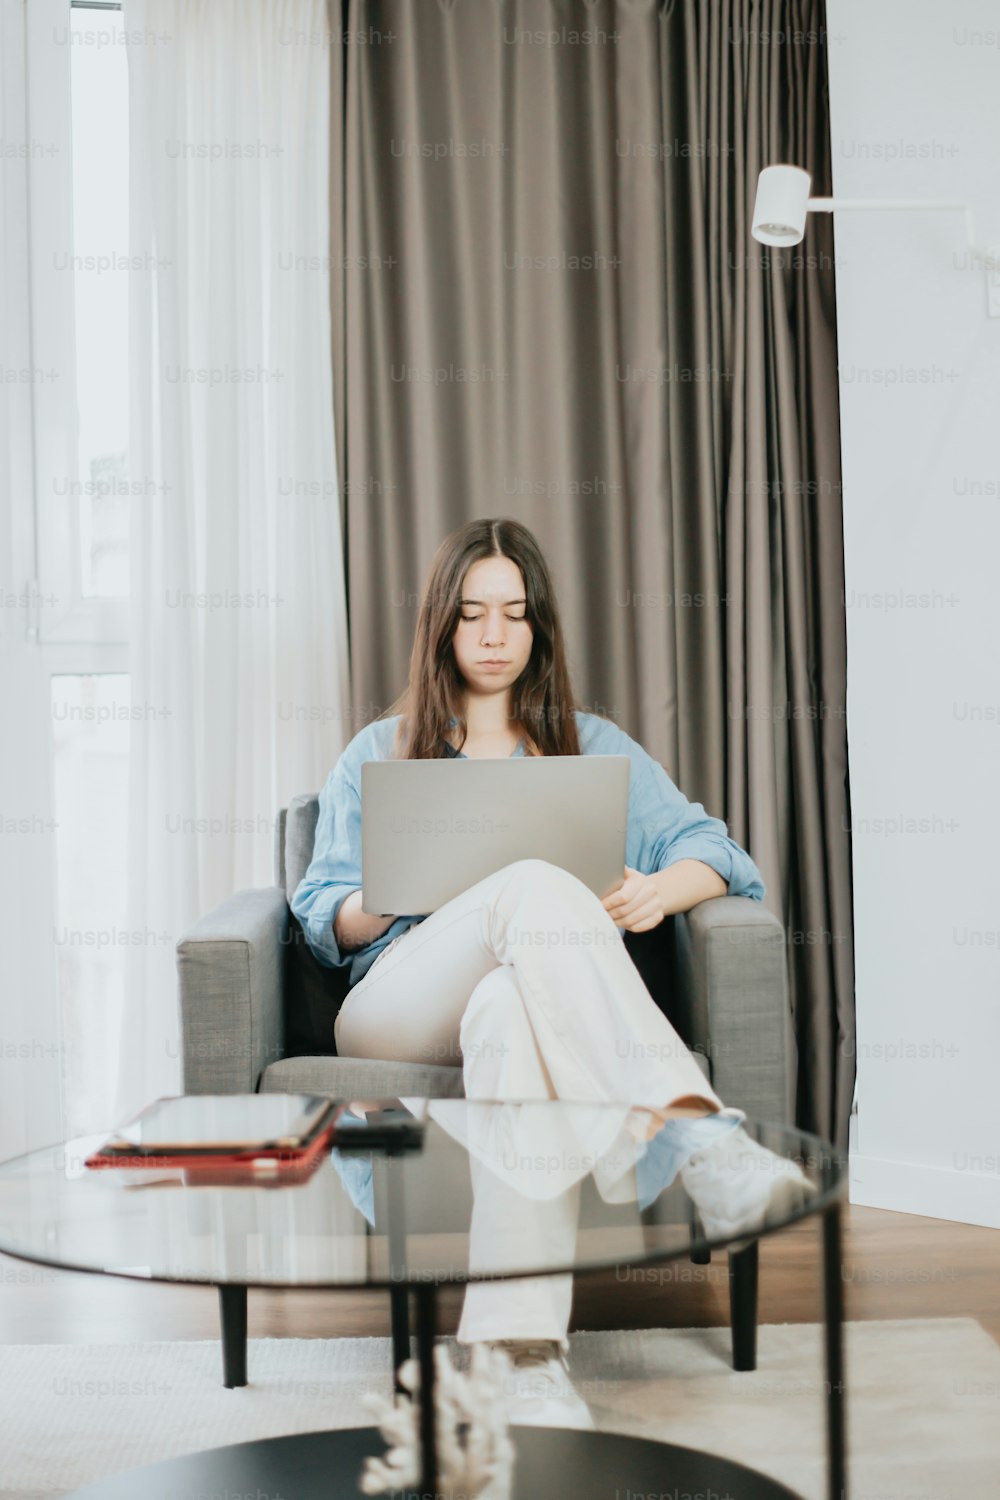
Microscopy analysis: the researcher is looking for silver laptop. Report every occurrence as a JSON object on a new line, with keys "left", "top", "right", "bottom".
{"left": 361, "top": 755, "right": 630, "bottom": 915}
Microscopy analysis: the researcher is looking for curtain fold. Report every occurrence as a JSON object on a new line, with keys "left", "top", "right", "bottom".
{"left": 331, "top": 0, "right": 853, "bottom": 1144}
{"left": 121, "top": 0, "right": 350, "bottom": 1119}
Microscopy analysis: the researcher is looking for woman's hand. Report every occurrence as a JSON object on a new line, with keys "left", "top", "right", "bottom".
{"left": 601, "top": 865, "right": 665, "bottom": 933}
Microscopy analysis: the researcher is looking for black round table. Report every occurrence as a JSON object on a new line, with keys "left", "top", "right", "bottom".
{"left": 0, "top": 1098, "right": 847, "bottom": 1499}
{"left": 63, "top": 1424, "right": 807, "bottom": 1499}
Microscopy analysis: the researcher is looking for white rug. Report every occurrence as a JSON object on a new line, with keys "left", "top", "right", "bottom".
{"left": 0, "top": 1320, "right": 995, "bottom": 1499}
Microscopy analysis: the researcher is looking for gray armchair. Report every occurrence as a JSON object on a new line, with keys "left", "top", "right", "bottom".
{"left": 175, "top": 793, "right": 796, "bottom": 1387}
{"left": 177, "top": 792, "right": 795, "bottom": 1119}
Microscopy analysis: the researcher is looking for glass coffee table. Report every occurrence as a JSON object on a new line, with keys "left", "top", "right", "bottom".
{"left": 0, "top": 1100, "right": 847, "bottom": 1499}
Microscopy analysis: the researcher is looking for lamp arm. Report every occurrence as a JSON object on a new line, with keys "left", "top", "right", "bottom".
{"left": 807, "top": 197, "right": 997, "bottom": 268}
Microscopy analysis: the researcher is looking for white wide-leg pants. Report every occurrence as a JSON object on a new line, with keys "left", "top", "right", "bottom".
{"left": 334, "top": 858, "right": 723, "bottom": 1344}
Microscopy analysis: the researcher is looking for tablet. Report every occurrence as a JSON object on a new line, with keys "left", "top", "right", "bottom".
{"left": 105, "top": 1093, "right": 335, "bottom": 1153}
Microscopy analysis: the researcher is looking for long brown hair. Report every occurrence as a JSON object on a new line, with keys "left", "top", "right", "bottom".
{"left": 383, "top": 518, "right": 582, "bottom": 759}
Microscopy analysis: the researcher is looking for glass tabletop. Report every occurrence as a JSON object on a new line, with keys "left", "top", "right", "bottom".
{"left": 0, "top": 1100, "right": 845, "bottom": 1289}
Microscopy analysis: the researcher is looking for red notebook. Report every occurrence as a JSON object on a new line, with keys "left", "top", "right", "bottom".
{"left": 85, "top": 1094, "right": 341, "bottom": 1179}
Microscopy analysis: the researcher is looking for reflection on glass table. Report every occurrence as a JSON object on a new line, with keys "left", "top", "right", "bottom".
{"left": 0, "top": 1101, "right": 847, "bottom": 1500}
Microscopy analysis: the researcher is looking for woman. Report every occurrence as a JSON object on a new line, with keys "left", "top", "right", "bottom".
{"left": 293, "top": 518, "right": 809, "bottom": 1426}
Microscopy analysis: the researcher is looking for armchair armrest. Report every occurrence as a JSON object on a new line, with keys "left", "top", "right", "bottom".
{"left": 673, "top": 896, "right": 795, "bottom": 1124}
{"left": 176, "top": 887, "right": 288, "bottom": 1094}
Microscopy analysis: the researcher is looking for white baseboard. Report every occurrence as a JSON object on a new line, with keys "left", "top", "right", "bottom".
{"left": 849, "top": 1149, "right": 1000, "bottom": 1229}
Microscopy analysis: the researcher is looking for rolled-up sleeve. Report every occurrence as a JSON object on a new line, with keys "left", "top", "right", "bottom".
{"left": 626, "top": 748, "right": 765, "bottom": 902}
{"left": 289, "top": 764, "right": 362, "bottom": 968}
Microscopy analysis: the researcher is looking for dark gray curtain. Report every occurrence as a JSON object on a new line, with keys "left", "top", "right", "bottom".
{"left": 329, "top": 0, "right": 854, "bottom": 1147}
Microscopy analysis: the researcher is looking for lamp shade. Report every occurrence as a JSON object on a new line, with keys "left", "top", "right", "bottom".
{"left": 751, "top": 165, "right": 812, "bottom": 246}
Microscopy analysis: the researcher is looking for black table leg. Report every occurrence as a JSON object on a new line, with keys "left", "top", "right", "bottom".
{"left": 689, "top": 1210, "right": 711, "bottom": 1266}
{"left": 728, "top": 1239, "right": 759, "bottom": 1371}
{"left": 390, "top": 1283, "right": 411, "bottom": 1388}
{"left": 218, "top": 1285, "right": 248, "bottom": 1389}
{"left": 382, "top": 1152, "right": 412, "bottom": 1394}
{"left": 413, "top": 1282, "right": 438, "bottom": 1498}
{"left": 822, "top": 1200, "right": 848, "bottom": 1500}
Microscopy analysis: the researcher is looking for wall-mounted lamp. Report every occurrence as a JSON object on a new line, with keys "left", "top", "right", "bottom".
{"left": 751, "top": 164, "right": 1000, "bottom": 315}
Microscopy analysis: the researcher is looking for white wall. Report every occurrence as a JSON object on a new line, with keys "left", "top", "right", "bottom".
{"left": 827, "top": 0, "right": 1000, "bottom": 1227}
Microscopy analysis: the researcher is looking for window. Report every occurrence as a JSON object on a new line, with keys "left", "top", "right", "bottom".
{"left": 69, "top": 11, "right": 130, "bottom": 598}
{"left": 27, "top": 0, "right": 131, "bottom": 641}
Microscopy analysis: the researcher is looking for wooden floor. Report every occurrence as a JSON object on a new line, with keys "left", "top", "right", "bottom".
{"left": 1, "top": 1202, "right": 997, "bottom": 1348}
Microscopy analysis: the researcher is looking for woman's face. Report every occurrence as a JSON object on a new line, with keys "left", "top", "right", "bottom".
{"left": 451, "top": 555, "right": 534, "bottom": 700}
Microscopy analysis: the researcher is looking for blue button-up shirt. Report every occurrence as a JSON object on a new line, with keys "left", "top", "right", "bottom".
{"left": 291, "top": 710, "right": 765, "bottom": 989}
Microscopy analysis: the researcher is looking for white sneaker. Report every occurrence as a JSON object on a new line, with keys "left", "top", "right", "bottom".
{"left": 491, "top": 1340, "right": 594, "bottom": 1430}
{"left": 680, "top": 1124, "right": 815, "bottom": 1242}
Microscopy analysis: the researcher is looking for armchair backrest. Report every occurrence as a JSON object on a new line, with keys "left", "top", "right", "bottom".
{"left": 276, "top": 794, "right": 321, "bottom": 898}
{"left": 275, "top": 792, "right": 348, "bottom": 1056}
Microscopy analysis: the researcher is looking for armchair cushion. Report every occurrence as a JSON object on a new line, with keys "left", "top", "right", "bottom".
{"left": 259, "top": 1048, "right": 710, "bottom": 1100}
{"left": 260, "top": 1054, "right": 468, "bottom": 1098}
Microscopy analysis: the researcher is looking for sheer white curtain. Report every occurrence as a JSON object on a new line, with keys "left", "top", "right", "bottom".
{"left": 121, "top": 0, "right": 349, "bottom": 1118}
